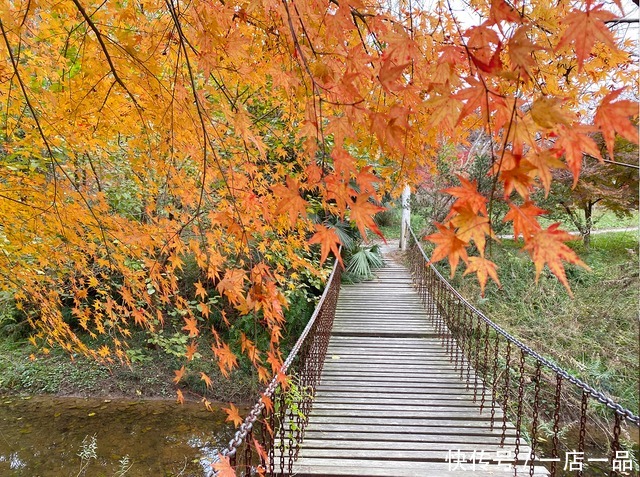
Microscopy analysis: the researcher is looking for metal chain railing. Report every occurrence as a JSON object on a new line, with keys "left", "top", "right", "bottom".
{"left": 213, "top": 253, "right": 342, "bottom": 476}
{"left": 408, "top": 228, "right": 639, "bottom": 476}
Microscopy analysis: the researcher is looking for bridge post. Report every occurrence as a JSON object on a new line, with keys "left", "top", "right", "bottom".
{"left": 400, "top": 184, "right": 411, "bottom": 251}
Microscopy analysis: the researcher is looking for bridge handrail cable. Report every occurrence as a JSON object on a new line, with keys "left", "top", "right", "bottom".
{"left": 217, "top": 249, "right": 342, "bottom": 460}
{"left": 409, "top": 226, "right": 639, "bottom": 425}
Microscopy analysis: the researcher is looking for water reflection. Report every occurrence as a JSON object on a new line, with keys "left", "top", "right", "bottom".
{"left": 0, "top": 395, "right": 235, "bottom": 476}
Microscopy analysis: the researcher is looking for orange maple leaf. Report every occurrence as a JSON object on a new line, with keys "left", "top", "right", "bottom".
{"left": 355, "top": 166, "right": 380, "bottom": 201}
{"left": 455, "top": 77, "right": 490, "bottom": 124}
{"left": 507, "top": 26, "right": 538, "bottom": 80}
{"left": 556, "top": 4, "right": 616, "bottom": 69}
{"left": 252, "top": 436, "right": 270, "bottom": 466}
{"left": 224, "top": 403, "right": 244, "bottom": 427}
{"left": 176, "top": 389, "right": 184, "bottom": 405}
{"left": 594, "top": 89, "right": 640, "bottom": 159}
{"left": 272, "top": 176, "right": 308, "bottom": 227}
{"left": 173, "top": 366, "right": 186, "bottom": 384}
{"left": 194, "top": 281, "right": 207, "bottom": 300}
{"left": 379, "top": 56, "right": 410, "bottom": 93}
{"left": 200, "top": 372, "right": 213, "bottom": 389}
{"left": 349, "top": 194, "right": 385, "bottom": 240}
{"left": 309, "top": 224, "right": 342, "bottom": 265}
{"left": 212, "top": 454, "right": 236, "bottom": 477}
{"left": 182, "top": 317, "right": 199, "bottom": 337}
{"left": 503, "top": 201, "right": 545, "bottom": 240}
{"left": 212, "top": 343, "right": 238, "bottom": 377}
{"left": 444, "top": 176, "right": 488, "bottom": 216}
{"left": 500, "top": 159, "right": 536, "bottom": 199}
{"left": 449, "top": 204, "right": 493, "bottom": 255}
{"left": 185, "top": 342, "right": 198, "bottom": 361}
{"left": 464, "top": 256, "right": 501, "bottom": 296}
{"left": 425, "top": 223, "right": 469, "bottom": 277}
{"left": 488, "top": 0, "right": 521, "bottom": 26}
{"left": 523, "top": 223, "right": 589, "bottom": 295}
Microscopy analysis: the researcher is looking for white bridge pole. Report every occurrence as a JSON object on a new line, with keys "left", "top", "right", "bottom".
{"left": 400, "top": 184, "right": 411, "bottom": 251}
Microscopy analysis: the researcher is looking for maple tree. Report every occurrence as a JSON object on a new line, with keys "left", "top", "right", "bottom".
{"left": 541, "top": 134, "right": 639, "bottom": 247}
{"left": 0, "top": 0, "right": 638, "bottom": 412}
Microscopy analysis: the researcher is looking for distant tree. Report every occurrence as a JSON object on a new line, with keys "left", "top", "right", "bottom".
{"left": 544, "top": 135, "right": 639, "bottom": 248}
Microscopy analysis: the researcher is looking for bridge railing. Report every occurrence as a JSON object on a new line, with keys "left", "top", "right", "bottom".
{"left": 214, "top": 253, "right": 342, "bottom": 476}
{"left": 408, "top": 228, "right": 639, "bottom": 477}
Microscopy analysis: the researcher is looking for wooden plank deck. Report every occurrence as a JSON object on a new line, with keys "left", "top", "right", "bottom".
{"left": 292, "top": 247, "right": 549, "bottom": 476}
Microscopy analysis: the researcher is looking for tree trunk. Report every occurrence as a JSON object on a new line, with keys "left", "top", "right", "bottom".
{"left": 583, "top": 202, "right": 593, "bottom": 248}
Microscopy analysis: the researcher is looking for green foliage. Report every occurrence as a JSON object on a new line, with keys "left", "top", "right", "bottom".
{"left": 344, "top": 244, "right": 383, "bottom": 282}
{"left": 146, "top": 330, "right": 190, "bottom": 359}
{"left": 0, "top": 290, "right": 28, "bottom": 338}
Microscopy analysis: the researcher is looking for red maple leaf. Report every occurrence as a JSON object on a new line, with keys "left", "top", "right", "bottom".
{"left": 556, "top": 4, "right": 617, "bottom": 69}
{"left": 594, "top": 89, "right": 639, "bottom": 159}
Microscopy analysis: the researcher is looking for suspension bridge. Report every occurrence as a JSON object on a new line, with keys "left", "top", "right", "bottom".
{"left": 216, "top": 230, "right": 639, "bottom": 476}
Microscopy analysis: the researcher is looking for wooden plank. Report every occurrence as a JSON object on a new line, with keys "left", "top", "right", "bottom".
{"left": 290, "top": 250, "right": 544, "bottom": 477}
{"left": 291, "top": 459, "right": 549, "bottom": 476}
{"left": 303, "top": 430, "right": 518, "bottom": 445}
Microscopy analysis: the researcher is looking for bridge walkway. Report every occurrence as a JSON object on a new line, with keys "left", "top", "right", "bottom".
{"left": 291, "top": 249, "right": 549, "bottom": 476}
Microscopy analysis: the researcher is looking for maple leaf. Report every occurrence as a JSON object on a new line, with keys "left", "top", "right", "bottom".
{"left": 185, "top": 342, "right": 198, "bottom": 361}
{"left": 594, "top": 89, "right": 640, "bottom": 159}
{"left": 523, "top": 224, "right": 589, "bottom": 295}
{"left": 488, "top": 0, "right": 521, "bottom": 26}
{"left": 224, "top": 403, "right": 244, "bottom": 427}
{"left": 455, "top": 77, "right": 490, "bottom": 124}
{"left": 503, "top": 201, "right": 545, "bottom": 240}
{"left": 325, "top": 174, "right": 356, "bottom": 215}
{"left": 173, "top": 366, "right": 186, "bottom": 384}
{"left": 507, "top": 26, "right": 540, "bottom": 80}
{"left": 355, "top": 166, "right": 380, "bottom": 200}
{"left": 425, "top": 223, "right": 469, "bottom": 277}
{"left": 444, "top": 176, "right": 488, "bottom": 216}
{"left": 253, "top": 437, "right": 270, "bottom": 466}
{"left": 349, "top": 194, "right": 385, "bottom": 240}
{"left": 464, "top": 256, "right": 501, "bottom": 296}
{"left": 379, "top": 56, "right": 410, "bottom": 93}
{"left": 176, "top": 389, "right": 184, "bottom": 405}
{"left": 212, "top": 454, "right": 236, "bottom": 477}
{"left": 194, "top": 281, "right": 207, "bottom": 300}
{"left": 555, "top": 126, "right": 602, "bottom": 186}
{"left": 556, "top": 4, "right": 617, "bottom": 69}
{"left": 182, "top": 317, "right": 199, "bottom": 337}
{"left": 530, "top": 96, "right": 574, "bottom": 130}
{"left": 500, "top": 159, "right": 536, "bottom": 199}
{"left": 309, "top": 224, "right": 342, "bottom": 265}
{"left": 200, "top": 372, "right": 212, "bottom": 389}
{"left": 527, "top": 149, "right": 565, "bottom": 196}
{"left": 272, "top": 176, "right": 308, "bottom": 227}
{"left": 212, "top": 343, "right": 238, "bottom": 377}
{"left": 449, "top": 204, "right": 493, "bottom": 255}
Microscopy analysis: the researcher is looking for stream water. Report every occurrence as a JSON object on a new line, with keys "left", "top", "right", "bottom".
{"left": 0, "top": 395, "right": 236, "bottom": 477}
